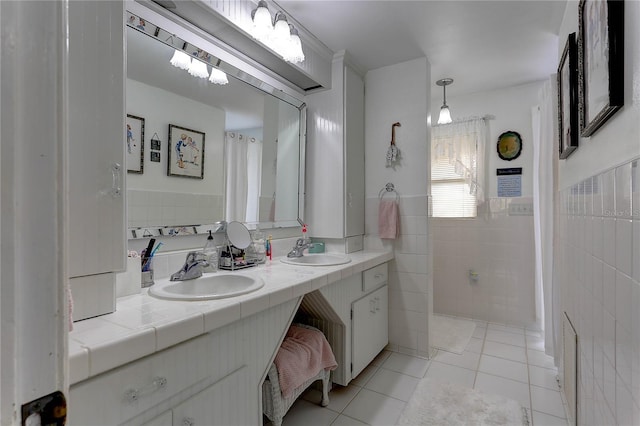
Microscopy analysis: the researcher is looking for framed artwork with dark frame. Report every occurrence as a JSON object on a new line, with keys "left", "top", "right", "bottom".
{"left": 126, "top": 114, "right": 145, "bottom": 173}
{"left": 578, "top": 0, "right": 624, "bottom": 137}
{"left": 167, "top": 124, "right": 205, "bottom": 179}
{"left": 558, "top": 32, "right": 579, "bottom": 159}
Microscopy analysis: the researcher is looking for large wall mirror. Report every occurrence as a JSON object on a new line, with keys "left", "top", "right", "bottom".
{"left": 126, "top": 10, "right": 305, "bottom": 239}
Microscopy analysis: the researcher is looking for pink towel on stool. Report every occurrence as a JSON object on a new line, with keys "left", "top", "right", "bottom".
{"left": 274, "top": 325, "right": 337, "bottom": 399}
{"left": 378, "top": 199, "right": 399, "bottom": 239}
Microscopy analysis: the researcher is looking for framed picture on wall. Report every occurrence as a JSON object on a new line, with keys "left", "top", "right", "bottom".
{"left": 167, "top": 124, "right": 205, "bottom": 179}
{"left": 578, "top": 0, "right": 624, "bottom": 137}
{"left": 126, "top": 114, "right": 145, "bottom": 173}
{"left": 558, "top": 33, "right": 579, "bottom": 159}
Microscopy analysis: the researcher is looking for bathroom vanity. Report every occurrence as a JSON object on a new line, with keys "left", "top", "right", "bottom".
{"left": 68, "top": 252, "right": 392, "bottom": 425}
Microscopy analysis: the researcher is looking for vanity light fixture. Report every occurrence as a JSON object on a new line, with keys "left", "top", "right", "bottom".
{"left": 170, "top": 49, "right": 191, "bottom": 70}
{"left": 188, "top": 57, "right": 209, "bottom": 79}
{"left": 209, "top": 60, "right": 229, "bottom": 85}
{"left": 249, "top": 2, "right": 305, "bottom": 64}
{"left": 436, "top": 78, "right": 454, "bottom": 125}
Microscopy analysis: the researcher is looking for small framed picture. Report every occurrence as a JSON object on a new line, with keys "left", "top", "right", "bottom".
{"left": 167, "top": 124, "right": 205, "bottom": 179}
{"left": 578, "top": 0, "right": 624, "bottom": 136}
{"left": 150, "top": 151, "right": 161, "bottom": 163}
{"left": 126, "top": 114, "right": 144, "bottom": 173}
{"left": 558, "top": 32, "right": 579, "bottom": 159}
{"left": 150, "top": 137, "right": 161, "bottom": 151}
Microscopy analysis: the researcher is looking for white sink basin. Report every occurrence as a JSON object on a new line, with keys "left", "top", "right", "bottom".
{"left": 149, "top": 273, "right": 264, "bottom": 301}
{"left": 281, "top": 253, "right": 351, "bottom": 266}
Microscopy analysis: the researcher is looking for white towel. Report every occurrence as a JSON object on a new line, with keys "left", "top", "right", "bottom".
{"left": 378, "top": 199, "right": 399, "bottom": 239}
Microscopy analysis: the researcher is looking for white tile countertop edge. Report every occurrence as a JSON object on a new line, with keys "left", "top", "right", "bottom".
{"left": 68, "top": 250, "right": 394, "bottom": 384}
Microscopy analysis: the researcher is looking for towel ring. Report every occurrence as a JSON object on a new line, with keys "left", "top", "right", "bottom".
{"left": 378, "top": 182, "right": 399, "bottom": 201}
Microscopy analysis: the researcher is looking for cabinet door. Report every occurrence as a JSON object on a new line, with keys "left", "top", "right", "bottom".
{"left": 351, "top": 286, "right": 388, "bottom": 378}
{"left": 68, "top": 0, "right": 126, "bottom": 278}
{"left": 172, "top": 366, "right": 249, "bottom": 426}
{"left": 343, "top": 64, "right": 365, "bottom": 237}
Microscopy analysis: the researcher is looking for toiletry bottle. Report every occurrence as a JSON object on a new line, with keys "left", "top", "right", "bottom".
{"left": 203, "top": 230, "right": 218, "bottom": 272}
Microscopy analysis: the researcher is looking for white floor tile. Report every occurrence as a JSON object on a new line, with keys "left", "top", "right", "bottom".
{"left": 478, "top": 354, "right": 529, "bottom": 383}
{"left": 530, "top": 385, "right": 566, "bottom": 419}
{"left": 472, "top": 327, "right": 487, "bottom": 339}
{"left": 303, "top": 384, "right": 362, "bottom": 414}
{"left": 483, "top": 340, "right": 528, "bottom": 363}
{"left": 487, "top": 323, "right": 525, "bottom": 335}
{"left": 380, "top": 351, "right": 430, "bottom": 378}
{"left": 532, "top": 410, "right": 569, "bottom": 426}
{"left": 465, "top": 337, "right": 484, "bottom": 353}
{"left": 350, "top": 363, "right": 379, "bottom": 387}
{"left": 281, "top": 399, "right": 339, "bottom": 426}
{"left": 330, "top": 414, "right": 368, "bottom": 426}
{"left": 486, "top": 329, "right": 526, "bottom": 347}
{"left": 529, "top": 365, "right": 559, "bottom": 391}
{"left": 474, "top": 372, "right": 531, "bottom": 409}
{"left": 369, "top": 350, "right": 392, "bottom": 367}
{"left": 527, "top": 349, "right": 557, "bottom": 369}
{"left": 364, "top": 368, "right": 420, "bottom": 402}
{"left": 424, "top": 361, "right": 477, "bottom": 388}
{"left": 433, "top": 349, "right": 481, "bottom": 371}
{"left": 342, "top": 389, "right": 405, "bottom": 426}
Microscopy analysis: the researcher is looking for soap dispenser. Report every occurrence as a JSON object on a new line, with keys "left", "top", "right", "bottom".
{"left": 202, "top": 230, "right": 218, "bottom": 272}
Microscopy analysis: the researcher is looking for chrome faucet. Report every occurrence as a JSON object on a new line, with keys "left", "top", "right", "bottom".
{"left": 287, "top": 238, "right": 315, "bottom": 258}
{"left": 170, "top": 251, "right": 209, "bottom": 281}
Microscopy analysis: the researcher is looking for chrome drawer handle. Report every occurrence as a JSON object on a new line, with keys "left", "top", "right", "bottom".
{"left": 374, "top": 273, "right": 383, "bottom": 279}
{"left": 124, "top": 376, "right": 167, "bottom": 403}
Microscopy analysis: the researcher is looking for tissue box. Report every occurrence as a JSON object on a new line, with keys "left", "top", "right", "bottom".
{"left": 116, "top": 257, "right": 142, "bottom": 298}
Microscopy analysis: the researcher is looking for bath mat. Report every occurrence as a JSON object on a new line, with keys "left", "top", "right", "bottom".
{"left": 431, "top": 314, "right": 476, "bottom": 354}
{"left": 397, "top": 378, "right": 529, "bottom": 426}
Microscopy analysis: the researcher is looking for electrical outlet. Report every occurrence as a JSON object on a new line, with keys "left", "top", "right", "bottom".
{"left": 508, "top": 203, "right": 534, "bottom": 216}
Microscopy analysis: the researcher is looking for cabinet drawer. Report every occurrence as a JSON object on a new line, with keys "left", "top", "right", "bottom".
{"left": 363, "top": 263, "right": 388, "bottom": 292}
{"left": 69, "top": 333, "right": 215, "bottom": 426}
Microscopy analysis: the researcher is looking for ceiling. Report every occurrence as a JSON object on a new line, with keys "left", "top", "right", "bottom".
{"left": 277, "top": 0, "right": 568, "bottom": 99}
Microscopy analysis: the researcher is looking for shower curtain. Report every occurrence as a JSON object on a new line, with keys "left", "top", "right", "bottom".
{"left": 225, "top": 132, "right": 263, "bottom": 222}
{"left": 531, "top": 77, "right": 557, "bottom": 359}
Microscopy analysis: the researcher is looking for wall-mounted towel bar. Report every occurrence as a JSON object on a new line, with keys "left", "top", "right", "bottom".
{"left": 378, "top": 182, "right": 399, "bottom": 201}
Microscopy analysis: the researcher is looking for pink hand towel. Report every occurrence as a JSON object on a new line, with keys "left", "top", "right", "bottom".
{"left": 274, "top": 325, "right": 337, "bottom": 399}
{"left": 378, "top": 199, "right": 399, "bottom": 239}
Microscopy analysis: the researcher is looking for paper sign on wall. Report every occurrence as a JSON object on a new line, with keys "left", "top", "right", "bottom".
{"left": 497, "top": 168, "right": 522, "bottom": 197}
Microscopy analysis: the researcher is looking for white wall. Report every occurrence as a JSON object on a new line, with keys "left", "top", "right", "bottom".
{"left": 126, "top": 79, "right": 225, "bottom": 196}
{"left": 554, "top": 1, "right": 640, "bottom": 424}
{"left": 364, "top": 57, "right": 432, "bottom": 357}
{"left": 430, "top": 81, "right": 541, "bottom": 326}
{"left": 433, "top": 81, "right": 545, "bottom": 198}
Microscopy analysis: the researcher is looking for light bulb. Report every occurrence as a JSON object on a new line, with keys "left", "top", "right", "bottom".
{"left": 209, "top": 68, "right": 229, "bottom": 85}
{"left": 169, "top": 50, "right": 191, "bottom": 70}
{"left": 188, "top": 59, "right": 209, "bottom": 79}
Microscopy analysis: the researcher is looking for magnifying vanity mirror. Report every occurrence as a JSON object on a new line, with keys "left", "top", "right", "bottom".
{"left": 125, "top": 10, "right": 306, "bottom": 239}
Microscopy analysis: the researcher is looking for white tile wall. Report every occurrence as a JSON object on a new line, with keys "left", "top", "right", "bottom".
{"left": 431, "top": 197, "right": 536, "bottom": 327}
{"left": 556, "top": 158, "right": 640, "bottom": 425}
{"left": 127, "top": 189, "right": 223, "bottom": 228}
{"left": 364, "top": 195, "right": 431, "bottom": 357}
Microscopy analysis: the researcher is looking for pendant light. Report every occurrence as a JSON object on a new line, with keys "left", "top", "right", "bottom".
{"left": 188, "top": 58, "right": 209, "bottom": 79}
{"left": 436, "top": 78, "right": 454, "bottom": 124}
{"left": 209, "top": 60, "right": 229, "bottom": 85}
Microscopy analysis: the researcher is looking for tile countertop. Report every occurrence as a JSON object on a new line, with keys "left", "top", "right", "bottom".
{"left": 68, "top": 250, "right": 394, "bottom": 385}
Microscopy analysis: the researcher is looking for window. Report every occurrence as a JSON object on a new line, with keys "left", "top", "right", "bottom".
{"left": 430, "top": 118, "right": 486, "bottom": 218}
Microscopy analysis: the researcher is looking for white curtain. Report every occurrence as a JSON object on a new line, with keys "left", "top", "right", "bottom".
{"left": 225, "top": 132, "right": 263, "bottom": 223}
{"left": 432, "top": 117, "right": 486, "bottom": 204}
{"left": 532, "top": 77, "right": 557, "bottom": 358}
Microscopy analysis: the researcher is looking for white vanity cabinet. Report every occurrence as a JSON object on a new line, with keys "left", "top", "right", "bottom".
{"left": 67, "top": 0, "right": 127, "bottom": 319}
{"left": 305, "top": 51, "right": 365, "bottom": 240}
{"left": 300, "top": 263, "right": 389, "bottom": 385}
{"left": 352, "top": 285, "right": 389, "bottom": 378}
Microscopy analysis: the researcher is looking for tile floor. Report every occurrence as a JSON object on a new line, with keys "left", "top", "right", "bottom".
{"left": 267, "top": 320, "right": 569, "bottom": 426}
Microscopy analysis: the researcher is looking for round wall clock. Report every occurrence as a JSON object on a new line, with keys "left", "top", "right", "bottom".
{"left": 497, "top": 131, "right": 522, "bottom": 161}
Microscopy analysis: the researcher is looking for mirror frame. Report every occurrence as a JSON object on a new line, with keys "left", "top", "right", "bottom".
{"left": 126, "top": 2, "right": 306, "bottom": 238}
